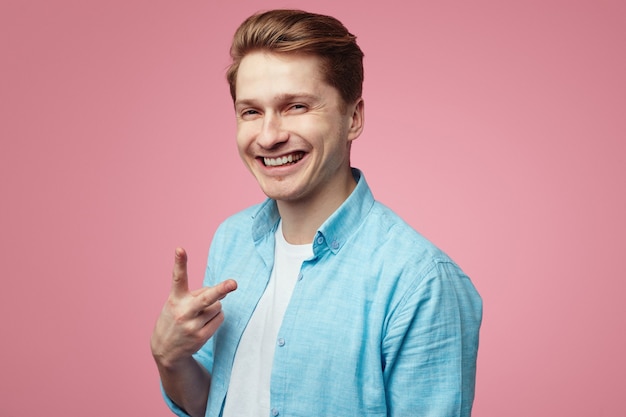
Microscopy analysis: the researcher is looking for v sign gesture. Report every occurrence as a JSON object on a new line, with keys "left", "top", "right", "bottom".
{"left": 151, "top": 248, "right": 237, "bottom": 417}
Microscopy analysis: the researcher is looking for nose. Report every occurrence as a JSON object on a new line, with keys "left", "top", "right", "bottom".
{"left": 257, "top": 112, "right": 288, "bottom": 149}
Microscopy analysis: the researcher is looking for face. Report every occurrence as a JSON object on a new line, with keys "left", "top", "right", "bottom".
{"left": 234, "top": 51, "right": 364, "bottom": 206}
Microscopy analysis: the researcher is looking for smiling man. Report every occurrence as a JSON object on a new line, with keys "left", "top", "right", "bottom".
{"left": 151, "top": 9, "right": 482, "bottom": 417}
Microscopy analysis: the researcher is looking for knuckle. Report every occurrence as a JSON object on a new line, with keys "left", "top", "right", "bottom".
{"left": 166, "top": 300, "right": 193, "bottom": 326}
{"left": 181, "top": 321, "right": 197, "bottom": 336}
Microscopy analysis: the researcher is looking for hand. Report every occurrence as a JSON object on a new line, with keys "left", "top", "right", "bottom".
{"left": 151, "top": 248, "right": 237, "bottom": 368}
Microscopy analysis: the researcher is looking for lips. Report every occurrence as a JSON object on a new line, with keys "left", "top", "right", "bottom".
{"left": 263, "top": 152, "right": 304, "bottom": 167}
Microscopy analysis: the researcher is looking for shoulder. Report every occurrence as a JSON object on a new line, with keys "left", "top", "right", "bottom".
{"left": 365, "top": 202, "right": 482, "bottom": 325}
{"left": 208, "top": 202, "right": 267, "bottom": 254}
{"left": 356, "top": 200, "right": 474, "bottom": 294}
{"left": 367, "top": 201, "right": 453, "bottom": 263}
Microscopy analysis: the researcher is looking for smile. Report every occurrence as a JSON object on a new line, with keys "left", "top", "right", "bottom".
{"left": 263, "top": 152, "right": 304, "bottom": 167}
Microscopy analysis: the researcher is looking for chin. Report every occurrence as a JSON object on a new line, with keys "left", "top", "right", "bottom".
{"left": 259, "top": 184, "right": 305, "bottom": 202}
{"left": 253, "top": 175, "right": 299, "bottom": 199}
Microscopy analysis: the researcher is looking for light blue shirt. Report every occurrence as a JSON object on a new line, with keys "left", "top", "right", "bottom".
{"left": 163, "top": 169, "right": 482, "bottom": 416}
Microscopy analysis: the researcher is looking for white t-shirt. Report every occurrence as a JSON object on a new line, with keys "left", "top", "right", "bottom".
{"left": 222, "top": 221, "right": 313, "bottom": 417}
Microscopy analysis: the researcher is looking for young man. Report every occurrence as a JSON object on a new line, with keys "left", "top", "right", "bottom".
{"left": 151, "top": 9, "right": 482, "bottom": 417}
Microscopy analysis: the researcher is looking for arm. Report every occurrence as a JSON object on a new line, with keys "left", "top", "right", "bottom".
{"left": 383, "top": 261, "right": 482, "bottom": 417}
{"left": 154, "top": 355, "right": 211, "bottom": 417}
{"left": 151, "top": 248, "right": 237, "bottom": 417}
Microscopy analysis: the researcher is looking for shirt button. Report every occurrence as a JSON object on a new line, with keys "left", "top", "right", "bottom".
{"left": 277, "top": 338, "right": 285, "bottom": 347}
{"left": 297, "top": 272, "right": 303, "bottom": 281}
{"left": 271, "top": 409, "right": 279, "bottom": 416}
{"left": 316, "top": 236, "right": 324, "bottom": 244}
{"left": 331, "top": 240, "right": 339, "bottom": 249}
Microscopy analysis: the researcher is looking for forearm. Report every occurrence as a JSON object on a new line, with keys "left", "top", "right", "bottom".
{"left": 156, "top": 355, "right": 211, "bottom": 417}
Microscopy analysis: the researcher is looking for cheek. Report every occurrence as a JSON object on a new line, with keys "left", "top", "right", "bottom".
{"left": 235, "top": 126, "right": 253, "bottom": 153}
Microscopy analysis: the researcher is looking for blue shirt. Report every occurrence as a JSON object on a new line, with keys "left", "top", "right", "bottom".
{"left": 163, "top": 169, "right": 482, "bottom": 416}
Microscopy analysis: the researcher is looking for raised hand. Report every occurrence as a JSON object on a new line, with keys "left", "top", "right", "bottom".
{"left": 151, "top": 248, "right": 237, "bottom": 368}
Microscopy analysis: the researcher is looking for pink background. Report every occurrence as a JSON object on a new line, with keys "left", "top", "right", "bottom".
{"left": 1, "top": 0, "right": 624, "bottom": 415}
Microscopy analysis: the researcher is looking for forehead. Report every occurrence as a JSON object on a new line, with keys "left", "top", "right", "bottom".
{"left": 235, "top": 52, "right": 330, "bottom": 102}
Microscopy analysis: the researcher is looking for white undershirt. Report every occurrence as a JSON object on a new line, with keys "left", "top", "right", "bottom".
{"left": 222, "top": 221, "right": 313, "bottom": 417}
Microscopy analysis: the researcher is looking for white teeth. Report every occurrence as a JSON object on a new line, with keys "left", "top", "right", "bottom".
{"left": 264, "top": 153, "right": 302, "bottom": 167}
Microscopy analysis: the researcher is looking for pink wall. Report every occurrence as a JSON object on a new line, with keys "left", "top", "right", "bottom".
{"left": 1, "top": 1, "right": 624, "bottom": 415}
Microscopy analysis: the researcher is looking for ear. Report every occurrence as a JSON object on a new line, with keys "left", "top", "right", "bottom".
{"left": 347, "top": 98, "right": 365, "bottom": 142}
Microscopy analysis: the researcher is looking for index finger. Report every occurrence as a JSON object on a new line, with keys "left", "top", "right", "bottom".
{"left": 170, "top": 247, "right": 189, "bottom": 298}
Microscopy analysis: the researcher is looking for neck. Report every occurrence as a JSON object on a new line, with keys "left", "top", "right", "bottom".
{"left": 278, "top": 169, "right": 356, "bottom": 245}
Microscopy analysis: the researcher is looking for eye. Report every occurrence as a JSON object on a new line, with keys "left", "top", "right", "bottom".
{"left": 288, "top": 103, "right": 307, "bottom": 113}
{"left": 239, "top": 109, "right": 260, "bottom": 120}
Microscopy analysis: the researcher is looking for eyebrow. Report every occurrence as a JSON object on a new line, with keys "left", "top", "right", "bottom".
{"left": 235, "top": 93, "right": 318, "bottom": 108}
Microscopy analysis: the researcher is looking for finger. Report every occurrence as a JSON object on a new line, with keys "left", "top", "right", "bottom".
{"left": 197, "top": 309, "right": 225, "bottom": 340}
{"left": 199, "top": 300, "right": 223, "bottom": 323}
{"left": 170, "top": 247, "right": 189, "bottom": 297}
{"left": 195, "top": 279, "right": 238, "bottom": 308}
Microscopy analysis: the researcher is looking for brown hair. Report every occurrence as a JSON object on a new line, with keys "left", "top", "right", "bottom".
{"left": 226, "top": 9, "right": 364, "bottom": 107}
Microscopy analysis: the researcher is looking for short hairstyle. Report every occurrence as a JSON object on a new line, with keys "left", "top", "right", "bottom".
{"left": 226, "top": 9, "right": 364, "bottom": 106}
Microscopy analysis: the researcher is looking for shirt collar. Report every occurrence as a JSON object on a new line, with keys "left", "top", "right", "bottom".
{"left": 250, "top": 168, "right": 375, "bottom": 255}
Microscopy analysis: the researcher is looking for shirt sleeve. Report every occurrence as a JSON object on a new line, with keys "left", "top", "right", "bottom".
{"left": 160, "top": 384, "right": 192, "bottom": 417}
{"left": 382, "top": 260, "right": 482, "bottom": 417}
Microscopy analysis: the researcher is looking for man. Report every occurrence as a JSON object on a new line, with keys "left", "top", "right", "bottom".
{"left": 151, "top": 9, "right": 482, "bottom": 417}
